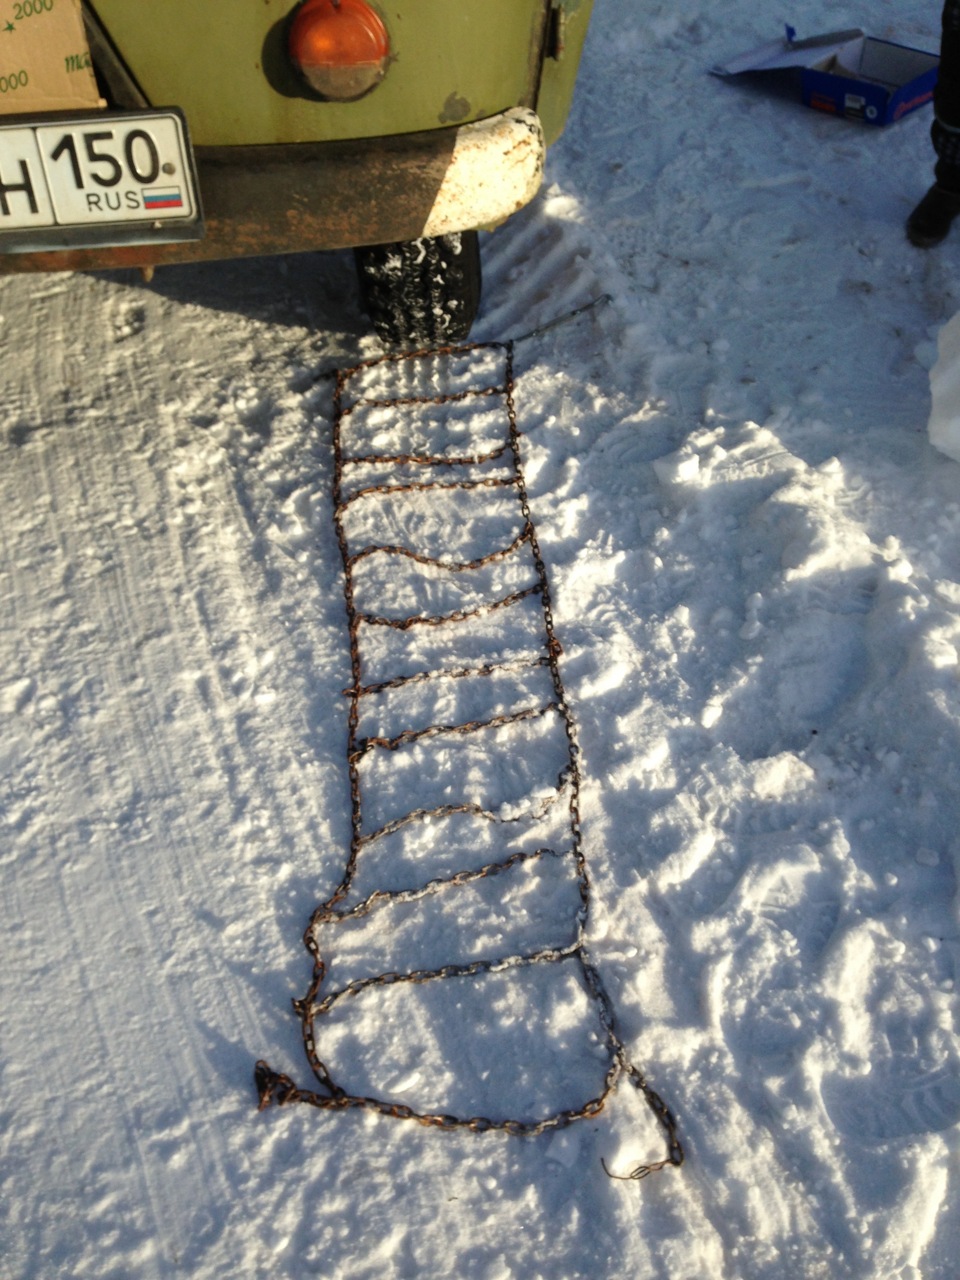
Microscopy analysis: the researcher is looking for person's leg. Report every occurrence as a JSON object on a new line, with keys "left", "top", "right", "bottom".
{"left": 907, "top": 0, "right": 960, "bottom": 247}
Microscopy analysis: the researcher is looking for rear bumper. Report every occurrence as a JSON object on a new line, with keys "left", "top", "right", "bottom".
{"left": 0, "top": 107, "right": 544, "bottom": 275}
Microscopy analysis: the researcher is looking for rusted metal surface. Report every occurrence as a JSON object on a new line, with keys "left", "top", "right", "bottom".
{"left": 254, "top": 339, "right": 684, "bottom": 1178}
{"left": 0, "top": 126, "right": 456, "bottom": 274}
{"left": 0, "top": 106, "right": 545, "bottom": 275}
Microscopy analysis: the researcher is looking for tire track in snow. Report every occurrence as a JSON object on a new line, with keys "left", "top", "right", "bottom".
{"left": 0, "top": 273, "right": 356, "bottom": 1277}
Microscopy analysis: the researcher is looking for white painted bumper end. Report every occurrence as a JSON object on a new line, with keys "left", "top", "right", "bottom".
{"left": 422, "top": 107, "right": 545, "bottom": 239}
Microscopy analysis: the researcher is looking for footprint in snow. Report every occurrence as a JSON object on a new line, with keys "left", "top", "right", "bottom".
{"left": 755, "top": 861, "right": 841, "bottom": 960}
{"left": 821, "top": 1058, "right": 960, "bottom": 1141}
{"left": 716, "top": 851, "right": 840, "bottom": 1065}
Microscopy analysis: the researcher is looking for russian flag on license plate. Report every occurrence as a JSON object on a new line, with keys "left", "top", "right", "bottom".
{"left": 143, "top": 186, "right": 184, "bottom": 211}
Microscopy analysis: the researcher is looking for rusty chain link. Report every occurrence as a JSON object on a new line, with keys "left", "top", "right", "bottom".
{"left": 255, "top": 338, "right": 683, "bottom": 1178}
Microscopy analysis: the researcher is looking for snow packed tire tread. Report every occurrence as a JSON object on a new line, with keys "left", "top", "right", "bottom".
{"left": 354, "top": 231, "right": 482, "bottom": 349}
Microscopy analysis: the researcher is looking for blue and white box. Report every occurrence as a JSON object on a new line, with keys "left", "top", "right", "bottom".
{"left": 711, "top": 27, "right": 939, "bottom": 126}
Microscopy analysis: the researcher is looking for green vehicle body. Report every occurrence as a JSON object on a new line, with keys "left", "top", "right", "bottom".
{"left": 0, "top": 0, "right": 592, "bottom": 271}
{"left": 91, "top": 0, "right": 591, "bottom": 150}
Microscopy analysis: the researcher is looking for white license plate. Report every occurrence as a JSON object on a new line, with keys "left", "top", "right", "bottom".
{"left": 0, "top": 110, "right": 201, "bottom": 245}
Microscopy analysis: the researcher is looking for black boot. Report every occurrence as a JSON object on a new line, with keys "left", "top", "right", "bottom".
{"left": 906, "top": 184, "right": 960, "bottom": 248}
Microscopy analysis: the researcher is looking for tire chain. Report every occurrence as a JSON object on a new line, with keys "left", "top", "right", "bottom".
{"left": 255, "top": 340, "right": 683, "bottom": 1178}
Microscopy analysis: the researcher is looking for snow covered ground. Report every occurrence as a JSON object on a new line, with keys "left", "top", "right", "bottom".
{"left": 3, "top": 1, "right": 960, "bottom": 1275}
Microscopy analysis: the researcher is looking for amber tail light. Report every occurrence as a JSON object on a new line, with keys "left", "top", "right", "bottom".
{"left": 288, "top": 0, "right": 390, "bottom": 102}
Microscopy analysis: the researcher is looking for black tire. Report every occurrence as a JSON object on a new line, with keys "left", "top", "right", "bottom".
{"left": 353, "top": 230, "right": 482, "bottom": 349}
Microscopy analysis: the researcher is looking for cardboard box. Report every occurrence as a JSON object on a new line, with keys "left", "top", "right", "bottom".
{"left": 711, "top": 27, "right": 939, "bottom": 126}
{"left": 0, "top": 0, "right": 102, "bottom": 116}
